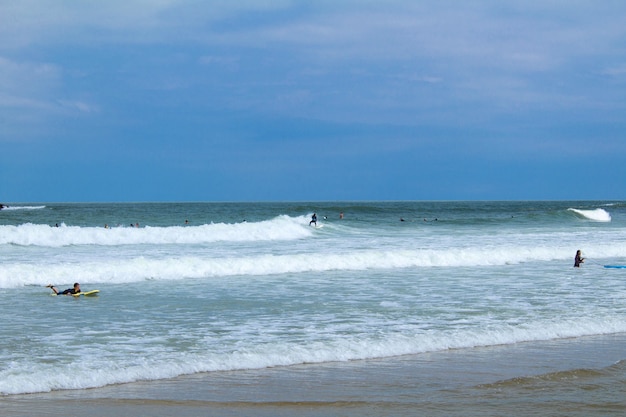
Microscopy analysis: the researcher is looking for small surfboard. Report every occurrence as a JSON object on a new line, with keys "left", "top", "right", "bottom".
{"left": 73, "top": 290, "right": 100, "bottom": 297}
{"left": 604, "top": 265, "right": 626, "bottom": 269}
{"left": 51, "top": 290, "right": 99, "bottom": 297}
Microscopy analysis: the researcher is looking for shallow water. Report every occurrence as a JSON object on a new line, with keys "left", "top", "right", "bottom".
{"left": 5, "top": 334, "right": 626, "bottom": 417}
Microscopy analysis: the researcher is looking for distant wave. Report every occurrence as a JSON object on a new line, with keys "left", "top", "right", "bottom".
{"left": 567, "top": 208, "right": 611, "bottom": 222}
{"left": 0, "top": 215, "right": 313, "bottom": 247}
{"left": 1, "top": 205, "right": 46, "bottom": 211}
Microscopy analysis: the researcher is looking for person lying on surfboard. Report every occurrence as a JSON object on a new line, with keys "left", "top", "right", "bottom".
{"left": 47, "top": 283, "right": 81, "bottom": 295}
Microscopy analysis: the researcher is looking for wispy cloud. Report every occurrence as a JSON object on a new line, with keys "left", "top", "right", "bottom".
{"left": 602, "top": 64, "right": 626, "bottom": 77}
{"left": 0, "top": 57, "right": 61, "bottom": 108}
{"left": 57, "top": 99, "right": 98, "bottom": 113}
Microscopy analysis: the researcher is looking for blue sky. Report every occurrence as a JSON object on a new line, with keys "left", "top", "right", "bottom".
{"left": 1, "top": 1, "right": 625, "bottom": 202}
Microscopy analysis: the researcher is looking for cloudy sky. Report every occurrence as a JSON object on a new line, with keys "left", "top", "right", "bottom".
{"left": 1, "top": 1, "right": 625, "bottom": 202}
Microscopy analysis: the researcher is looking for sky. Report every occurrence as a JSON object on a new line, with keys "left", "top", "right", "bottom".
{"left": 1, "top": 1, "right": 625, "bottom": 202}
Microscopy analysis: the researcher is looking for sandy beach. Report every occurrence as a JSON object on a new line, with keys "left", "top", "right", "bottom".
{"left": 4, "top": 333, "right": 626, "bottom": 417}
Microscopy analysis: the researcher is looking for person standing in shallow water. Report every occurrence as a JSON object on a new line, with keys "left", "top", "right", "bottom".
{"left": 574, "top": 250, "right": 585, "bottom": 267}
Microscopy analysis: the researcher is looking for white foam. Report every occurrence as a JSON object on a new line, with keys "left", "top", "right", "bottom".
{"left": 0, "top": 215, "right": 312, "bottom": 247}
{"left": 3, "top": 241, "right": 626, "bottom": 289}
{"left": 2, "top": 315, "right": 625, "bottom": 395}
{"left": 568, "top": 208, "right": 612, "bottom": 222}
{"left": 0, "top": 205, "right": 46, "bottom": 211}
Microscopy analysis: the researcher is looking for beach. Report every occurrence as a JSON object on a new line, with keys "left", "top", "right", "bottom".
{"left": 4, "top": 333, "right": 626, "bottom": 417}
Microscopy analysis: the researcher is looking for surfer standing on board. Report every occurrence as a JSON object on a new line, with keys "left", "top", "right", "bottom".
{"left": 309, "top": 213, "right": 317, "bottom": 226}
{"left": 47, "top": 283, "right": 81, "bottom": 295}
{"left": 574, "top": 250, "right": 585, "bottom": 267}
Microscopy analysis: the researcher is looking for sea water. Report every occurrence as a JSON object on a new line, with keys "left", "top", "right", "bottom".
{"left": 1, "top": 201, "right": 626, "bottom": 396}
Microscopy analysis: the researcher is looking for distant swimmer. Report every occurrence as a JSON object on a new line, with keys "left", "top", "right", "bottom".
{"left": 47, "top": 283, "right": 81, "bottom": 295}
{"left": 339, "top": 212, "right": 344, "bottom": 219}
{"left": 574, "top": 250, "right": 585, "bottom": 267}
{"left": 309, "top": 213, "right": 317, "bottom": 226}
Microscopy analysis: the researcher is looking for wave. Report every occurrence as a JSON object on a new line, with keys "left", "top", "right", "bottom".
{"left": 3, "top": 243, "right": 626, "bottom": 288}
{"left": 0, "top": 215, "right": 313, "bottom": 247}
{"left": 2, "top": 315, "right": 625, "bottom": 395}
{"left": 0, "top": 205, "right": 46, "bottom": 211}
{"left": 568, "top": 208, "right": 611, "bottom": 222}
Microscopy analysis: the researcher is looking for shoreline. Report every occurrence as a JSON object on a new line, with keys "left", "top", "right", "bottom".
{"left": 5, "top": 333, "right": 626, "bottom": 417}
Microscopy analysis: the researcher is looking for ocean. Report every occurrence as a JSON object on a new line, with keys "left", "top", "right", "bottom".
{"left": 1, "top": 201, "right": 626, "bottom": 416}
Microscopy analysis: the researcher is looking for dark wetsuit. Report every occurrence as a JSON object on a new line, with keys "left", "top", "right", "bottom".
{"left": 574, "top": 254, "right": 584, "bottom": 267}
{"left": 60, "top": 288, "right": 80, "bottom": 295}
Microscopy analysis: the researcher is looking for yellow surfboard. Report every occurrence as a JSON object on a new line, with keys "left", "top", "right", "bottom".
{"left": 51, "top": 290, "right": 100, "bottom": 297}
{"left": 72, "top": 290, "right": 100, "bottom": 297}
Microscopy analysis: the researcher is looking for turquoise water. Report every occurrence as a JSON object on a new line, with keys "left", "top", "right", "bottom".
{"left": 1, "top": 201, "right": 625, "bottom": 395}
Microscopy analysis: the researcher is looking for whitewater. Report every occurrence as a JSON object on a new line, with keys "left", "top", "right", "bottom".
{"left": 1, "top": 201, "right": 626, "bottom": 395}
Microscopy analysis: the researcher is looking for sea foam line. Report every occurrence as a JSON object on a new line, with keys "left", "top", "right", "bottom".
{"left": 2, "top": 315, "right": 625, "bottom": 395}
{"left": 0, "top": 205, "right": 46, "bottom": 211}
{"left": 3, "top": 243, "right": 626, "bottom": 288}
{"left": 0, "top": 215, "right": 312, "bottom": 247}
{"left": 568, "top": 208, "right": 611, "bottom": 222}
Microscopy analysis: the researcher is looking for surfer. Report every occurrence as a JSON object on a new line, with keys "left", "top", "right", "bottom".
{"left": 47, "top": 283, "right": 81, "bottom": 295}
{"left": 574, "top": 250, "right": 585, "bottom": 267}
{"left": 309, "top": 213, "right": 317, "bottom": 226}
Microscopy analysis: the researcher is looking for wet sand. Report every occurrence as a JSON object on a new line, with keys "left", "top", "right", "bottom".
{"left": 4, "top": 334, "right": 626, "bottom": 417}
